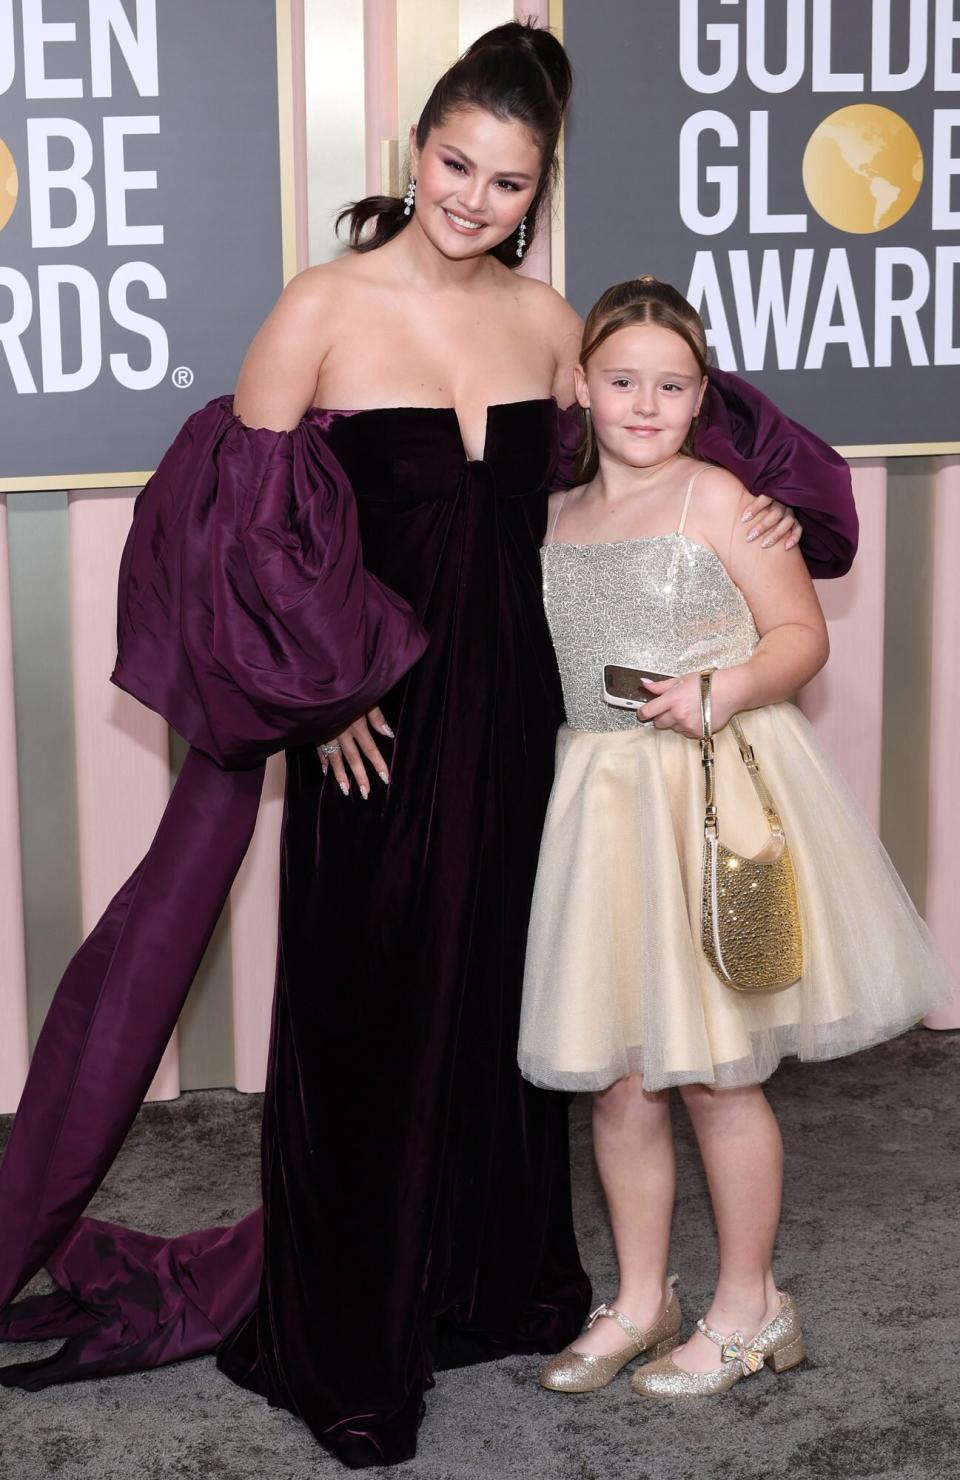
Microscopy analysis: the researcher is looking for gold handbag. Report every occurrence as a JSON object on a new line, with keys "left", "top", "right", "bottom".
{"left": 699, "top": 671, "right": 803, "bottom": 994}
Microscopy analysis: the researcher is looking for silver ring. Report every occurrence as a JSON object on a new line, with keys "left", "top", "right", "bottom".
{"left": 319, "top": 741, "right": 341, "bottom": 757}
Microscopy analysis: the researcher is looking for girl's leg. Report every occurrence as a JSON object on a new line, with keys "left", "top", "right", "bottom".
{"left": 573, "top": 1074, "right": 677, "bottom": 1357}
{"left": 671, "top": 1081, "right": 783, "bottom": 1372}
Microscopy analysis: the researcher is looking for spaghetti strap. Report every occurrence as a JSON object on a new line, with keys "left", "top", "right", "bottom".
{"left": 546, "top": 490, "right": 570, "bottom": 545}
{"left": 676, "top": 468, "right": 706, "bottom": 537}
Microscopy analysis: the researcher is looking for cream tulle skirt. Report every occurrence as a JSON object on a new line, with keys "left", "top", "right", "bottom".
{"left": 518, "top": 703, "right": 956, "bottom": 1093}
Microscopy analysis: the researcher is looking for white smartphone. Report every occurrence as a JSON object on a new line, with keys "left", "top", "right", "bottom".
{"left": 602, "top": 664, "right": 675, "bottom": 712}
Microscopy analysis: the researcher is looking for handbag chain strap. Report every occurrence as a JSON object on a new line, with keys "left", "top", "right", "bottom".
{"left": 698, "top": 670, "right": 784, "bottom": 842}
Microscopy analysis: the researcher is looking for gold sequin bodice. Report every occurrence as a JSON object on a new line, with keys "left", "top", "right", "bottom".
{"left": 541, "top": 532, "right": 759, "bottom": 733}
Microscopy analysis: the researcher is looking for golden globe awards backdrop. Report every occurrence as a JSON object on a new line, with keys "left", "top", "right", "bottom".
{"left": 561, "top": 0, "right": 960, "bottom": 454}
{"left": 0, "top": 0, "right": 292, "bottom": 489}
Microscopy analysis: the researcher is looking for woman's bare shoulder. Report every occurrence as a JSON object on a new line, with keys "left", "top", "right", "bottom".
{"left": 510, "top": 274, "right": 581, "bottom": 333}
{"left": 280, "top": 258, "right": 362, "bottom": 310}
{"left": 505, "top": 277, "right": 582, "bottom": 403}
{"left": 233, "top": 266, "right": 351, "bottom": 428}
{"left": 257, "top": 258, "right": 371, "bottom": 350}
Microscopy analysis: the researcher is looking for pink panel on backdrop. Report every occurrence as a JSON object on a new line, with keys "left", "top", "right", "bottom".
{"left": 68, "top": 491, "right": 179, "bottom": 1102}
{"left": 923, "top": 458, "right": 960, "bottom": 1028}
{"left": 291, "top": 0, "right": 309, "bottom": 273}
{"left": 517, "top": 0, "right": 552, "bottom": 286}
{"left": 518, "top": 212, "right": 551, "bottom": 285}
{"left": 798, "top": 461, "right": 886, "bottom": 829}
{"left": 363, "top": 0, "right": 398, "bottom": 194}
{"left": 0, "top": 497, "right": 30, "bottom": 1114}
{"left": 228, "top": 754, "right": 285, "bottom": 1093}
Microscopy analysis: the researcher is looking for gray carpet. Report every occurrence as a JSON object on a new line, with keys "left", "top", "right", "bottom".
{"left": 1, "top": 1029, "right": 958, "bottom": 1480}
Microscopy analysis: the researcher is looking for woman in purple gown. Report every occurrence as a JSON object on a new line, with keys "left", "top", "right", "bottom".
{"left": 0, "top": 23, "right": 856, "bottom": 1470}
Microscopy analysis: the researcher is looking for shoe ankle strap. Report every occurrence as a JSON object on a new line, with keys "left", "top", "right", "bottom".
{"left": 586, "top": 1303, "right": 646, "bottom": 1347}
{"left": 586, "top": 1277, "right": 679, "bottom": 1348}
{"left": 696, "top": 1316, "right": 727, "bottom": 1349}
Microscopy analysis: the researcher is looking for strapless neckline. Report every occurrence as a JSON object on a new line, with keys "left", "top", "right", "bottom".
{"left": 543, "top": 532, "right": 755, "bottom": 631}
{"left": 545, "top": 531, "right": 687, "bottom": 552}
{"left": 544, "top": 532, "right": 751, "bottom": 612}
{"left": 306, "top": 398, "right": 562, "bottom": 465}
{"left": 543, "top": 531, "right": 742, "bottom": 596}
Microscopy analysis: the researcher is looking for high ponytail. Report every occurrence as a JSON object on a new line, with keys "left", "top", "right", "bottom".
{"left": 337, "top": 21, "right": 572, "bottom": 264}
{"left": 497, "top": 19, "right": 572, "bottom": 115}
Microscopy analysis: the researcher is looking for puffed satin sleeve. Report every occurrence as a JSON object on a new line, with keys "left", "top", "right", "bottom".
{"left": 111, "top": 396, "right": 428, "bottom": 768}
{"left": 697, "top": 368, "right": 858, "bottom": 579}
{"left": 0, "top": 398, "right": 428, "bottom": 1340}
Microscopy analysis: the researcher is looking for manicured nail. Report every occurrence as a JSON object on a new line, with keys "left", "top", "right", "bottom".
{"left": 380, "top": 722, "right": 395, "bottom": 738}
{"left": 321, "top": 761, "right": 328, "bottom": 778}
{"left": 378, "top": 770, "right": 389, "bottom": 784}
{"left": 360, "top": 784, "right": 369, "bottom": 800}
{"left": 741, "top": 509, "right": 755, "bottom": 522}
{"left": 747, "top": 528, "right": 759, "bottom": 541}
{"left": 339, "top": 781, "right": 349, "bottom": 796}
{"left": 761, "top": 537, "right": 773, "bottom": 548}
{"left": 786, "top": 538, "right": 798, "bottom": 550}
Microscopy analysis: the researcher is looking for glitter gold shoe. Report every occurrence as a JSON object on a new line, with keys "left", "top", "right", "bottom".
{"left": 539, "top": 1276, "right": 681, "bottom": 1393}
{"left": 630, "top": 1291, "right": 805, "bottom": 1398}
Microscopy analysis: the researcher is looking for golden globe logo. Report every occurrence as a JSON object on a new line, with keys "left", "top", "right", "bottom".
{"left": 0, "top": 0, "right": 168, "bottom": 395}
{"left": 677, "top": 0, "right": 960, "bottom": 372}
{"left": 803, "top": 104, "right": 924, "bottom": 234}
{"left": 0, "top": 136, "right": 17, "bottom": 229}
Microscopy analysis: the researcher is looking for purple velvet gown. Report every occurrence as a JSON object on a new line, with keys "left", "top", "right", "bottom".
{"left": 0, "top": 377, "right": 858, "bottom": 1469}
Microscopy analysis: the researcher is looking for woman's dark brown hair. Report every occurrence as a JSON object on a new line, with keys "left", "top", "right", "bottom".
{"left": 337, "top": 21, "right": 572, "bottom": 266}
{"left": 576, "top": 277, "right": 709, "bottom": 481}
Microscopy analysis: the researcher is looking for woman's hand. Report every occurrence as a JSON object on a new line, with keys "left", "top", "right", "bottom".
{"left": 319, "top": 706, "right": 394, "bottom": 798}
{"left": 740, "top": 494, "right": 801, "bottom": 550}
{"left": 640, "top": 670, "right": 742, "bottom": 739}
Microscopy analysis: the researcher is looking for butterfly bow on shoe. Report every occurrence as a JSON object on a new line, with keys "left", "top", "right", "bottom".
{"left": 633, "top": 1296, "right": 805, "bottom": 1399}
{"left": 696, "top": 1318, "right": 766, "bottom": 1376}
{"left": 720, "top": 1333, "right": 765, "bottom": 1375}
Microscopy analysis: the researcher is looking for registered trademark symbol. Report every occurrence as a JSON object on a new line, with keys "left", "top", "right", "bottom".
{"left": 172, "top": 365, "right": 194, "bottom": 388}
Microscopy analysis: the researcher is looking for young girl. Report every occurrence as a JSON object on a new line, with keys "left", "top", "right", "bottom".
{"left": 518, "top": 278, "right": 956, "bottom": 1399}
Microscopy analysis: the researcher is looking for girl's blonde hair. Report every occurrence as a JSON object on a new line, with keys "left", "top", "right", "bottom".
{"left": 577, "top": 277, "right": 709, "bottom": 481}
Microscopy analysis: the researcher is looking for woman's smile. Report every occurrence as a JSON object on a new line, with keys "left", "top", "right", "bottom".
{"left": 443, "top": 207, "right": 486, "bottom": 232}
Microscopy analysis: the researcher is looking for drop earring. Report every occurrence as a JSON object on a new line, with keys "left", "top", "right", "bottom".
{"left": 403, "top": 177, "right": 416, "bottom": 216}
{"left": 516, "top": 215, "right": 527, "bottom": 259}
